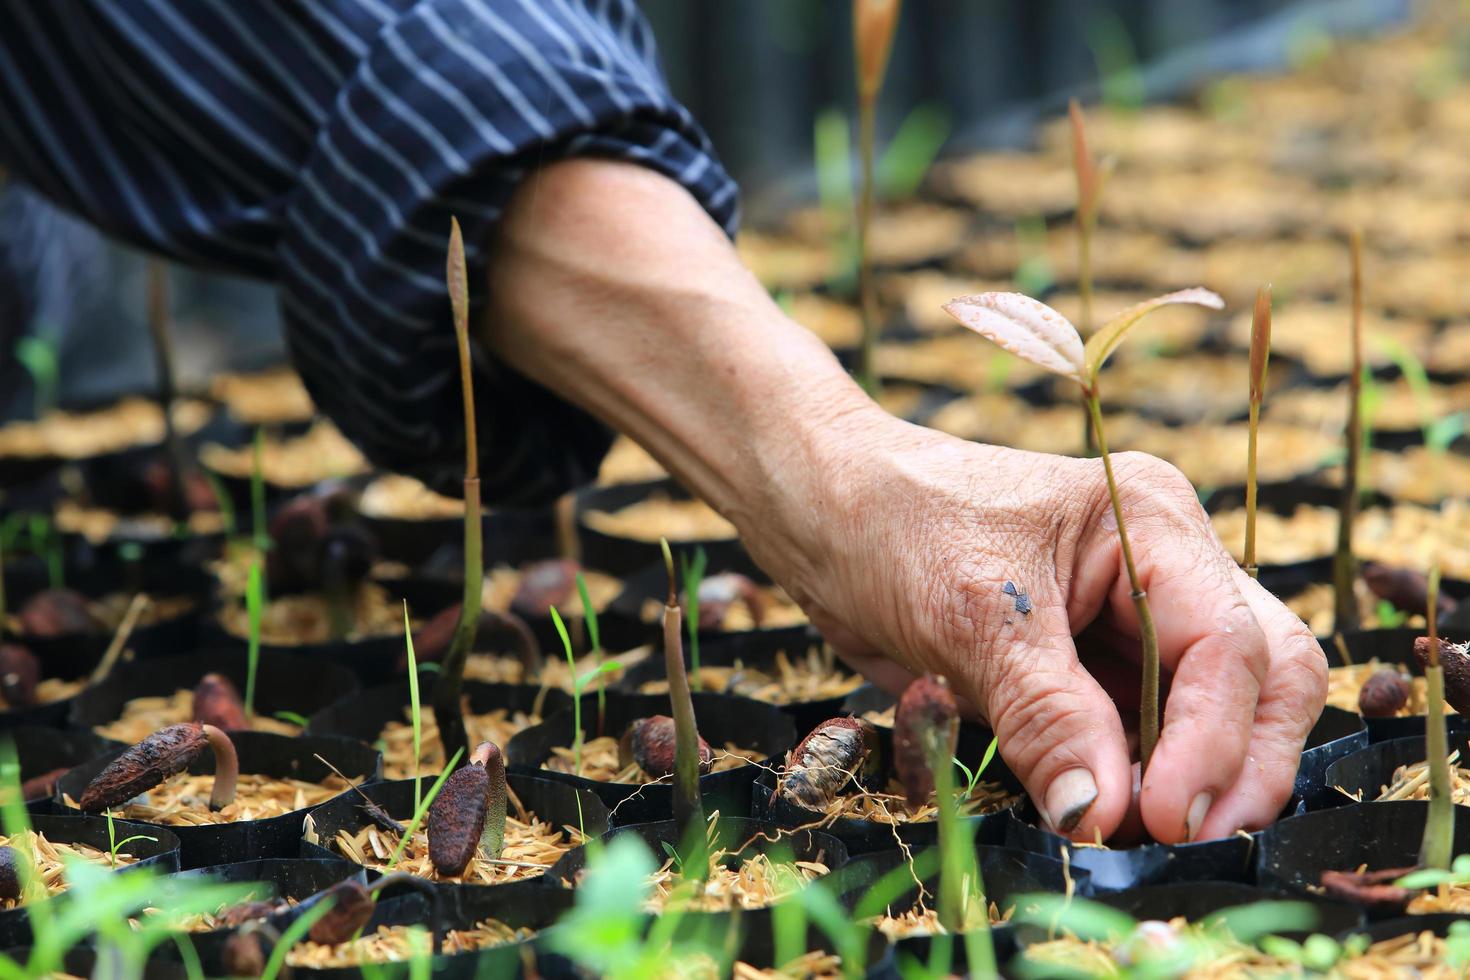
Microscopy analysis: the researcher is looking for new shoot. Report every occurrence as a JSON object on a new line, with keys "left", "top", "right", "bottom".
{"left": 575, "top": 571, "right": 606, "bottom": 736}
{"left": 661, "top": 538, "right": 707, "bottom": 872}
{"left": 1244, "top": 285, "right": 1273, "bottom": 580}
{"left": 432, "top": 217, "right": 486, "bottom": 767}
{"left": 1333, "top": 231, "right": 1365, "bottom": 633}
{"left": 944, "top": 288, "right": 1225, "bottom": 770}
{"left": 1421, "top": 564, "right": 1453, "bottom": 871}
{"left": 1067, "top": 99, "right": 1113, "bottom": 455}
{"left": 852, "top": 0, "right": 902, "bottom": 396}
{"left": 681, "top": 546, "right": 708, "bottom": 693}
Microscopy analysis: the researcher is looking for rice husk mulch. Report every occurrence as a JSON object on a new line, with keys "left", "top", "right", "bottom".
{"left": 636, "top": 818, "right": 828, "bottom": 913}
{"left": 378, "top": 699, "right": 545, "bottom": 780}
{"left": 1348, "top": 749, "right": 1470, "bottom": 806}
{"left": 635, "top": 650, "right": 861, "bottom": 707}
{"left": 286, "top": 919, "right": 531, "bottom": 967}
{"left": 480, "top": 567, "right": 622, "bottom": 618}
{"left": 94, "top": 689, "right": 302, "bottom": 744}
{"left": 74, "top": 771, "right": 357, "bottom": 827}
{"left": 582, "top": 497, "right": 737, "bottom": 543}
{"left": 670, "top": 952, "right": 846, "bottom": 980}
{"left": 0, "top": 830, "right": 140, "bottom": 908}
{"left": 808, "top": 777, "right": 1019, "bottom": 827}
{"left": 200, "top": 419, "right": 367, "bottom": 487}
{"left": 217, "top": 582, "right": 408, "bottom": 645}
{"left": 541, "top": 736, "right": 763, "bottom": 784}
{"left": 637, "top": 586, "right": 808, "bottom": 632}
{"left": 0, "top": 677, "right": 87, "bottom": 712}
{"left": 54, "top": 502, "right": 226, "bottom": 545}
{"left": 871, "top": 899, "right": 1010, "bottom": 940}
{"left": 1327, "top": 659, "right": 1454, "bottom": 719}
{"left": 456, "top": 646, "right": 645, "bottom": 691}
{"left": 138, "top": 892, "right": 297, "bottom": 933}
{"left": 330, "top": 789, "right": 581, "bottom": 885}
{"left": 0, "top": 398, "right": 210, "bottom": 460}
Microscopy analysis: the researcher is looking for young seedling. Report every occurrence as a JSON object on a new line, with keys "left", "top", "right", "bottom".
{"left": 660, "top": 538, "right": 707, "bottom": 862}
{"left": 681, "top": 546, "right": 708, "bottom": 692}
{"left": 432, "top": 218, "right": 487, "bottom": 768}
{"left": 244, "top": 560, "right": 264, "bottom": 719}
{"left": 144, "top": 262, "right": 189, "bottom": 522}
{"left": 1244, "top": 285, "right": 1273, "bottom": 579}
{"left": 894, "top": 675, "right": 992, "bottom": 972}
{"left": 426, "top": 740, "right": 506, "bottom": 877}
{"left": 104, "top": 811, "right": 157, "bottom": 870}
{"left": 549, "top": 606, "right": 584, "bottom": 777}
{"left": 13, "top": 336, "right": 59, "bottom": 419}
{"left": 852, "top": 0, "right": 902, "bottom": 396}
{"left": 402, "top": 602, "right": 426, "bottom": 812}
{"left": 192, "top": 673, "right": 247, "bottom": 731}
{"left": 250, "top": 427, "right": 270, "bottom": 560}
{"left": 1420, "top": 564, "right": 1453, "bottom": 871}
{"left": 575, "top": 570, "right": 607, "bottom": 736}
{"left": 944, "top": 287, "right": 1224, "bottom": 769}
{"left": 79, "top": 722, "right": 239, "bottom": 813}
{"left": 1333, "top": 231, "right": 1365, "bottom": 633}
{"left": 384, "top": 747, "right": 464, "bottom": 871}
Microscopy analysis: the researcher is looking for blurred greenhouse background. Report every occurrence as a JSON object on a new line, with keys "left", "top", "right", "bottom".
{"left": 0, "top": 0, "right": 1411, "bottom": 420}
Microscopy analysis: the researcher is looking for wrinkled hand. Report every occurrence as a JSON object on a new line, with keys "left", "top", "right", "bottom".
{"left": 753, "top": 418, "right": 1327, "bottom": 845}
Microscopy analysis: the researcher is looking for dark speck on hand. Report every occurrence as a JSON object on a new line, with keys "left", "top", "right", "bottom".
{"left": 1003, "top": 581, "right": 1032, "bottom": 615}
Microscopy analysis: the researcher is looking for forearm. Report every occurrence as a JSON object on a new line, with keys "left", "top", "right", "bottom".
{"left": 480, "top": 159, "right": 882, "bottom": 577}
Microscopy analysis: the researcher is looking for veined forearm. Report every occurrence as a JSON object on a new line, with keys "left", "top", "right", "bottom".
{"left": 481, "top": 159, "right": 882, "bottom": 576}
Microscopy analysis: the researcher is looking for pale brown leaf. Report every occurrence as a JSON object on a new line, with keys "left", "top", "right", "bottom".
{"left": 942, "top": 292, "right": 1085, "bottom": 384}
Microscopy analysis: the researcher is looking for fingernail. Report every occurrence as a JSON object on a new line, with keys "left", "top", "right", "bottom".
{"left": 1186, "top": 792, "right": 1213, "bottom": 842}
{"left": 1044, "top": 769, "right": 1098, "bottom": 835}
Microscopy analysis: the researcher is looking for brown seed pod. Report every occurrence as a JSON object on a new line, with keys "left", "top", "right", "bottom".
{"left": 1319, "top": 866, "right": 1418, "bottom": 914}
{"left": 693, "top": 573, "right": 766, "bottom": 631}
{"left": 894, "top": 675, "right": 960, "bottom": 809}
{"left": 621, "top": 715, "right": 712, "bottom": 780}
{"left": 509, "top": 559, "right": 579, "bottom": 618}
{"left": 0, "top": 846, "right": 20, "bottom": 900}
{"left": 307, "top": 879, "right": 376, "bottom": 945}
{"left": 20, "top": 766, "right": 69, "bottom": 802}
{"left": 17, "top": 590, "right": 99, "bottom": 638}
{"left": 0, "top": 645, "right": 40, "bottom": 708}
{"left": 215, "top": 899, "right": 287, "bottom": 929}
{"left": 192, "top": 673, "right": 249, "bottom": 731}
{"left": 1414, "top": 637, "right": 1470, "bottom": 714}
{"left": 220, "top": 930, "right": 268, "bottom": 977}
{"left": 427, "top": 742, "right": 498, "bottom": 878}
{"left": 776, "top": 717, "right": 877, "bottom": 809}
{"left": 1357, "top": 668, "right": 1410, "bottom": 718}
{"left": 1362, "top": 562, "right": 1455, "bottom": 620}
{"left": 78, "top": 723, "right": 238, "bottom": 813}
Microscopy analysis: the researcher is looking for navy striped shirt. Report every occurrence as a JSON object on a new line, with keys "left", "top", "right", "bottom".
{"left": 0, "top": 0, "right": 739, "bottom": 505}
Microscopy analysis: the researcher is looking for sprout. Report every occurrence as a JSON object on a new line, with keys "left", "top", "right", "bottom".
{"left": 1419, "top": 565, "right": 1453, "bottom": 871}
{"left": 79, "top": 722, "right": 238, "bottom": 813}
{"left": 660, "top": 538, "right": 707, "bottom": 859}
{"left": 432, "top": 217, "right": 487, "bottom": 767}
{"left": 192, "top": 673, "right": 248, "bottom": 732}
{"left": 852, "top": 0, "right": 903, "bottom": 396}
{"left": 426, "top": 741, "right": 506, "bottom": 878}
{"left": 943, "top": 287, "right": 1224, "bottom": 769}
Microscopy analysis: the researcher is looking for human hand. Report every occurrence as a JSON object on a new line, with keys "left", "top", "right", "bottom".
{"left": 751, "top": 414, "right": 1327, "bottom": 845}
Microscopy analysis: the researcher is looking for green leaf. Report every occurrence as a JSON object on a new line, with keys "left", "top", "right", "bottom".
{"left": 877, "top": 104, "right": 950, "bottom": 200}
{"left": 13, "top": 337, "right": 59, "bottom": 417}
{"left": 853, "top": 848, "right": 941, "bottom": 921}
{"left": 576, "top": 571, "right": 601, "bottom": 654}
{"left": 1010, "top": 893, "right": 1137, "bottom": 942}
{"left": 273, "top": 711, "right": 311, "bottom": 728}
{"left": 245, "top": 560, "right": 264, "bottom": 717}
{"left": 1428, "top": 412, "right": 1470, "bottom": 455}
{"left": 1083, "top": 289, "right": 1225, "bottom": 387}
{"left": 404, "top": 601, "right": 423, "bottom": 811}
{"left": 1202, "top": 901, "right": 1320, "bottom": 944}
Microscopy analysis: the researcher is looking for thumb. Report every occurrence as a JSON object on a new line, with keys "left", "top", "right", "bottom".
{"left": 978, "top": 607, "right": 1133, "bottom": 843}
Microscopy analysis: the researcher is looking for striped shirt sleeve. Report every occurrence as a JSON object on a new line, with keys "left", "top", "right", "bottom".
{"left": 0, "top": 0, "right": 739, "bottom": 506}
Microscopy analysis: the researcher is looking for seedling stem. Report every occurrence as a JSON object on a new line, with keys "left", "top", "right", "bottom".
{"left": 433, "top": 218, "right": 485, "bottom": 767}
{"left": 1422, "top": 564, "right": 1453, "bottom": 870}
{"left": 852, "top": 0, "right": 901, "bottom": 397}
{"left": 1333, "top": 231, "right": 1364, "bottom": 633}
{"left": 661, "top": 538, "right": 707, "bottom": 872}
{"left": 1244, "top": 285, "right": 1273, "bottom": 579}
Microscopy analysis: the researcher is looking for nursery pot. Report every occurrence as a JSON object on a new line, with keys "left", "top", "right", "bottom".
{"left": 361, "top": 497, "right": 557, "bottom": 570}
{"left": 69, "top": 648, "right": 362, "bottom": 738}
{"left": 56, "top": 732, "right": 382, "bottom": 869}
{"left": 1004, "top": 806, "right": 1259, "bottom": 892}
{"left": 506, "top": 690, "right": 796, "bottom": 825}
{"left": 301, "top": 775, "right": 610, "bottom": 887}
{"left": 1292, "top": 705, "right": 1368, "bottom": 811}
{"left": 1334, "top": 628, "right": 1470, "bottom": 743}
{"left": 3, "top": 726, "right": 122, "bottom": 814}
{"left": 616, "top": 621, "right": 859, "bottom": 736}
{"left": 546, "top": 816, "right": 850, "bottom": 893}
{"left": 752, "top": 722, "right": 1023, "bottom": 855}
{"left": 306, "top": 677, "right": 571, "bottom": 777}
{"left": 1258, "top": 800, "right": 1470, "bottom": 917}
{"left": 575, "top": 480, "right": 745, "bottom": 577}
{"left": 1326, "top": 732, "right": 1470, "bottom": 810}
